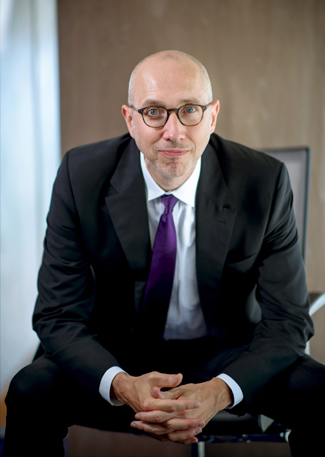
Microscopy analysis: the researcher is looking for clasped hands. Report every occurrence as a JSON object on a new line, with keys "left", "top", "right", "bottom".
{"left": 110, "top": 371, "right": 233, "bottom": 445}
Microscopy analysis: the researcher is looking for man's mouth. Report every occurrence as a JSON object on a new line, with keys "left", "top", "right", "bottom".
{"left": 158, "top": 149, "right": 189, "bottom": 157}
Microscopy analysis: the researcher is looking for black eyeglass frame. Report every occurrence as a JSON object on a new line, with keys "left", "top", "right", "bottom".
{"left": 129, "top": 102, "right": 212, "bottom": 128}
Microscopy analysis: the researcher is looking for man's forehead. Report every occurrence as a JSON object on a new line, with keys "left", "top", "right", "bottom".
{"left": 140, "top": 97, "right": 203, "bottom": 107}
{"left": 137, "top": 55, "right": 200, "bottom": 79}
{"left": 132, "top": 59, "right": 206, "bottom": 104}
{"left": 128, "top": 51, "right": 212, "bottom": 106}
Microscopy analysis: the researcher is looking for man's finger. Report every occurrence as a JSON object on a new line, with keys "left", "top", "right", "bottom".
{"left": 148, "top": 372, "right": 183, "bottom": 388}
{"left": 149, "top": 397, "right": 200, "bottom": 413}
{"left": 131, "top": 419, "right": 203, "bottom": 437}
{"left": 135, "top": 409, "right": 200, "bottom": 424}
{"left": 151, "top": 386, "right": 162, "bottom": 399}
{"left": 135, "top": 410, "right": 172, "bottom": 424}
{"left": 134, "top": 411, "right": 204, "bottom": 429}
{"left": 166, "top": 427, "right": 203, "bottom": 443}
{"left": 131, "top": 420, "right": 169, "bottom": 435}
{"left": 154, "top": 386, "right": 180, "bottom": 400}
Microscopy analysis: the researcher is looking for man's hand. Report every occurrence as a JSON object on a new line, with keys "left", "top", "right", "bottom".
{"left": 110, "top": 371, "right": 203, "bottom": 443}
{"left": 132, "top": 377, "right": 233, "bottom": 444}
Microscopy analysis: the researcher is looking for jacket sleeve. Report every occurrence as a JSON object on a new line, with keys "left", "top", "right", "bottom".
{"left": 222, "top": 162, "right": 314, "bottom": 411}
{"left": 33, "top": 151, "right": 120, "bottom": 394}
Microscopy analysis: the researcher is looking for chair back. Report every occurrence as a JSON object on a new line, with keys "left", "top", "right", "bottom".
{"left": 245, "top": 147, "right": 311, "bottom": 324}
{"left": 262, "top": 147, "right": 311, "bottom": 261}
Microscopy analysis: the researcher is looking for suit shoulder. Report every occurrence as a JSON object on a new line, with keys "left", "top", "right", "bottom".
{"left": 60, "top": 133, "right": 133, "bottom": 183}
{"left": 54, "top": 133, "right": 137, "bottom": 199}
{"left": 208, "top": 134, "right": 290, "bottom": 200}
{"left": 65, "top": 133, "right": 132, "bottom": 167}
{"left": 210, "top": 133, "right": 281, "bottom": 172}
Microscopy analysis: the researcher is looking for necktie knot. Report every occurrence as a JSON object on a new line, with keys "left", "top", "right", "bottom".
{"left": 161, "top": 194, "right": 178, "bottom": 215}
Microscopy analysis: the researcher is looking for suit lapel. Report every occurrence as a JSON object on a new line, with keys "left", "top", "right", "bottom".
{"left": 105, "top": 140, "right": 151, "bottom": 315}
{"left": 196, "top": 143, "right": 237, "bottom": 326}
{"left": 104, "top": 138, "right": 237, "bottom": 328}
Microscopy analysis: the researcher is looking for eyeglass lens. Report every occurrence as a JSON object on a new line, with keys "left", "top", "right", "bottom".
{"left": 143, "top": 105, "right": 204, "bottom": 127}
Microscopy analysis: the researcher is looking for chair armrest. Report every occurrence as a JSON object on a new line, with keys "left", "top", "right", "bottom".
{"left": 309, "top": 292, "right": 325, "bottom": 316}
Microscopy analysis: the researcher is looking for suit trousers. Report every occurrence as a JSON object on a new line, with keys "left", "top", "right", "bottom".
{"left": 4, "top": 336, "right": 325, "bottom": 457}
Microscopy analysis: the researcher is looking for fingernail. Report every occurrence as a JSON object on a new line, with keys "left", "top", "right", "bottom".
{"left": 131, "top": 422, "right": 137, "bottom": 428}
{"left": 193, "top": 402, "right": 200, "bottom": 408}
{"left": 135, "top": 414, "right": 140, "bottom": 420}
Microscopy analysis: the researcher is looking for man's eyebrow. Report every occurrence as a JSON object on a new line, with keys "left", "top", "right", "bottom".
{"left": 140, "top": 98, "right": 203, "bottom": 107}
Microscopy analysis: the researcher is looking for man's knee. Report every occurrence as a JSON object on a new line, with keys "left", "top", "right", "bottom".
{"left": 6, "top": 357, "right": 66, "bottom": 409}
{"left": 4, "top": 359, "right": 70, "bottom": 456}
{"left": 300, "top": 355, "right": 325, "bottom": 411}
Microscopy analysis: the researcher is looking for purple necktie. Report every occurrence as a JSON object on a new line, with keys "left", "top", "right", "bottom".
{"left": 140, "top": 194, "right": 178, "bottom": 338}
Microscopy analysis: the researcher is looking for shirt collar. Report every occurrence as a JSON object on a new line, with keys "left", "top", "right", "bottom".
{"left": 140, "top": 152, "right": 201, "bottom": 208}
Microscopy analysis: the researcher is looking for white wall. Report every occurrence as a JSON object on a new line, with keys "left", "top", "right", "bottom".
{"left": 0, "top": 0, "right": 61, "bottom": 391}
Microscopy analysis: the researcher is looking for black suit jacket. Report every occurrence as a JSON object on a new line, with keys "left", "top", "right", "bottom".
{"left": 33, "top": 133, "right": 314, "bottom": 410}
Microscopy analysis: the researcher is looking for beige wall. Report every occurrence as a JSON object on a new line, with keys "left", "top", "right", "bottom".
{"left": 58, "top": 0, "right": 324, "bottom": 358}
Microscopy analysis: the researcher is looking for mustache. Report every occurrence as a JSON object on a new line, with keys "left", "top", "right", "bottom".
{"left": 154, "top": 142, "right": 192, "bottom": 151}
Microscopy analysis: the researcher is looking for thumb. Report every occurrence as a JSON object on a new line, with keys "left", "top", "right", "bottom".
{"left": 152, "top": 385, "right": 179, "bottom": 400}
{"left": 153, "top": 372, "right": 183, "bottom": 388}
{"left": 151, "top": 386, "right": 163, "bottom": 399}
{"left": 151, "top": 373, "right": 183, "bottom": 400}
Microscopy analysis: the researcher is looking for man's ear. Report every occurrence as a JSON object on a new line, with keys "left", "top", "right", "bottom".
{"left": 209, "top": 100, "right": 220, "bottom": 134}
{"left": 122, "top": 105, "right": 135, "bottom": 138}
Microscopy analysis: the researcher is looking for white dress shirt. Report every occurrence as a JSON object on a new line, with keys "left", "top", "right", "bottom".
{"left": 99, "top": 152, "right": 243, "bottom": 407}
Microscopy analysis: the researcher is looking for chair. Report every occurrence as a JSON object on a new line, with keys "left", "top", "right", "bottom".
{"left": 190, "top": 146, "right": 325, "bottom": 457}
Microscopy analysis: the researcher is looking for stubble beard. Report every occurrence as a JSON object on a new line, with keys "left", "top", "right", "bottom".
{"left": 149, "top": 152, "right": 196, "bottom": 181}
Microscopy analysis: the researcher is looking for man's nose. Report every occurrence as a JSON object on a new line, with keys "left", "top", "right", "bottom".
{"left": 161, "top": 112, "right": 186, "bottom": 140}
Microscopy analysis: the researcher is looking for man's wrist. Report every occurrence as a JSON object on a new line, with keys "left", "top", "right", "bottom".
{"left": 99, "top": 366, "right": 128, "bottom": 406}
{"left": 209, "top": 377, "right": 233, "bottom": 410}
{"left": 110, "top": 371, "right": 134, "bottom": 405}
{"left": 217, "top": 373, "right": 244, "bottom": 408}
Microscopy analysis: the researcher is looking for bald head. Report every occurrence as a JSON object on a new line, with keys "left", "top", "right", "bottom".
{"left": 128, "top": 50, "right": 213, "bottom": 106}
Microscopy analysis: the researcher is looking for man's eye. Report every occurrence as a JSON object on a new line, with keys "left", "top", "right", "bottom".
{"left": 148, "top": 109, "right": 158, "bottom": 116}
{"left": 146, "top": 108, "right": 163, "bottom": 117}
{"left": 183, "top": 105, "right": 197, "bottom": 114}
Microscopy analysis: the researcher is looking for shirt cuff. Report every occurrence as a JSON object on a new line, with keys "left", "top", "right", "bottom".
{"left": 99, "top": 366, "right": 128, "bottom": 406}
{"left": 217, "top": 373, "right": 244, "bottom": 408}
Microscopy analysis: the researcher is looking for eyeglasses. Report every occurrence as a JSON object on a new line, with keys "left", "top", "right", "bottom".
{"left": 129, "top": 102, "right": 212, "bottom": 128}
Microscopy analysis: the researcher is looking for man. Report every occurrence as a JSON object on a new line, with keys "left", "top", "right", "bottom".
{"left": 4, "top": 50, "right": 325, "bottom": 456}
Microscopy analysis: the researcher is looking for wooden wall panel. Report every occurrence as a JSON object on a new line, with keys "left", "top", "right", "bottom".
{"left": 58, "top": 0, "right": 324, "bottom": 346}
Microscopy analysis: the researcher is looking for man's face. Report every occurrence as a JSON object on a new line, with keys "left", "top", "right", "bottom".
{"left": 122, "top": 57, "right": 219, "bottom": 191}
